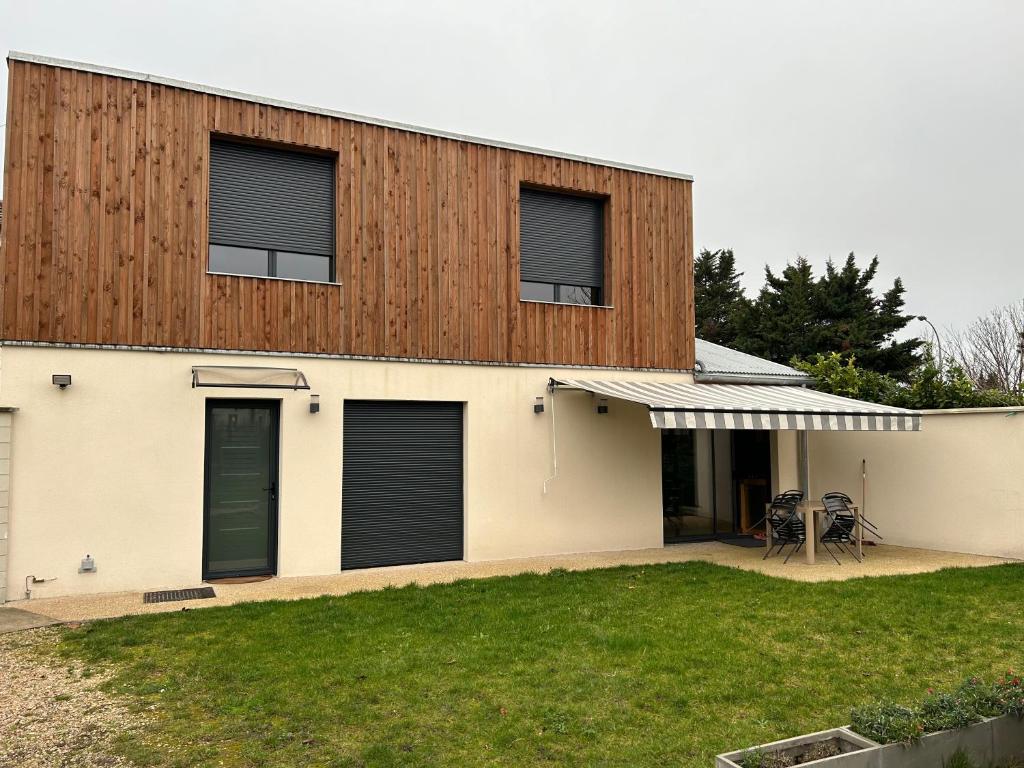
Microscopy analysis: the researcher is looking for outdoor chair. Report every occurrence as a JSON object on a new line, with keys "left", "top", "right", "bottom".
{"left": 762, "top": 493, "right": 806, "bottom": 563}
{"left": 745, "top": 489, "right": 803, "bottom": 534}
{"left": 818, "top": 503, "right": 861, "bottom": 564}
{"left": 821, "top": 491, "right": 882, "bottom": 541}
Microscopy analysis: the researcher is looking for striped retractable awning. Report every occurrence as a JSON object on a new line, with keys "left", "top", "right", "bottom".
{"left": 552, "top": 379, "right": 921, "bottom": 431}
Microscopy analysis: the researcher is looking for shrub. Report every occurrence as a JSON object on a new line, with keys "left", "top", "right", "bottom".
{"left": 851, "top": 673, "right": 1022, "bottom": 745}
{"left": 793, "top": 352, "right": 1024, "bottom": 410}
{"left": 850, "top": 701, "right": 924, "bottom": 744}
{"left": 994, "top": 670, "right": 1024, "bottom": 717}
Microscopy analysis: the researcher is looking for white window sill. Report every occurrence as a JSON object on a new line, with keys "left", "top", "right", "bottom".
{"left": 520, "top": 299, "right": 614, "bottom": 309}
{"left": 207, "top": 270, "right": 342, "bottom": 287}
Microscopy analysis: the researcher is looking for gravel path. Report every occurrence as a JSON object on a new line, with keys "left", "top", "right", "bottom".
{"left": 0, "top": 627, "right": 145, "bottom": 767}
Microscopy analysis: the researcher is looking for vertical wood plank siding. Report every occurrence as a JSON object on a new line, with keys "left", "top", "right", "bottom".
{"left": 0, "top": 61, "right": 694, "bottom": 369}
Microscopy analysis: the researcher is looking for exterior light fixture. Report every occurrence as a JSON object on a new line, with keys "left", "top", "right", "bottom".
{"left": 309, "top": 394, "right": 320, "bottom": 414}
{"left": 597, "top": 398, "right": 609, "bottom": 414}
{"left": 534, "top": 396, "right": 545, "bottom": 414}
{"left": 52, "top": 374, "right": 72, "bottom": 389}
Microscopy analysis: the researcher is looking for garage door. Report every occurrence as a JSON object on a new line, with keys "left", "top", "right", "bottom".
{"left": 341, "top": 401, "right": 464, "bottom": 570}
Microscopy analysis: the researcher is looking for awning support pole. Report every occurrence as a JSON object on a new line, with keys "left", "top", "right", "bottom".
{"left": 798, "top": 430, "right": 810, "bottom": 499}
{"left": 798, "top": 430, "right": 816, "bottom": 563}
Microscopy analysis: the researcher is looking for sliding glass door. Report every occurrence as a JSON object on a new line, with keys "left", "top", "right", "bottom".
{"left": 662, "top": 429, "right": 736, "bottom": 542}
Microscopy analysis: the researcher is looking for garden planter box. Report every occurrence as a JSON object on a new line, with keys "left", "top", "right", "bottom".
{"left": 716, "top": 715, "right": 1024, "bottom": 768}
{"left": 715, "top": 727, "right": 880, "bottom": 768}
{"left": 872, "top": 714, "right": 1024, "bottom": 768}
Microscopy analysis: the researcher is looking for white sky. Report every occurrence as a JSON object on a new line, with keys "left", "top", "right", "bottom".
{"left": 1, "top": 0, "right": 1021, "bottom": 333}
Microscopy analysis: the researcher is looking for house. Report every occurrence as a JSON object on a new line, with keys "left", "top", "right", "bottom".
{"left": 0, "top": 52, "right": 923, "bottom": 603}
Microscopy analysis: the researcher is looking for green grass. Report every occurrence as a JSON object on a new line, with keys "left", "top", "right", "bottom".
{"left": 55, "top": 561, "right": 1024, "bottom": 767}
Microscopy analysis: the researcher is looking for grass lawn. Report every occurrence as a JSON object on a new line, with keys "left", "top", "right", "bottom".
{"left": 56, "top": 561, "right": 1024, "bottom": 767}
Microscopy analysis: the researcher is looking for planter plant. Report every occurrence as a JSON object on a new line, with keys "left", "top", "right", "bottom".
{"left": 717, "top": 672, "right": 1024, "bottom": 768}
{"left": 849, "top": 674, "right": 1024, "bottom": 767}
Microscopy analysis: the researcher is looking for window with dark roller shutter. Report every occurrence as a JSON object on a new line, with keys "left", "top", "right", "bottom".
{"left": 519, "top": 187, "right": 605, "bottom": 306}
{"left": 209, "top": 139, "right": 336, "bottom": 282}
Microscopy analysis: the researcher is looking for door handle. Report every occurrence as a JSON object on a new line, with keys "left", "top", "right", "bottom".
{"left": 263, "top": 482, "right": 277, "bottom": 502}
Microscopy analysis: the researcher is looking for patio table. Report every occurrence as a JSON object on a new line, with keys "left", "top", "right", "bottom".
{"left": 764, "top": 501, "right": 863, "bottom": 564}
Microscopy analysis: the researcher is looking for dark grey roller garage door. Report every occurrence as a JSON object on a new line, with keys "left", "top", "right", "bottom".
{"left": 341, "top": 401, "right": 464, "bottom": 570}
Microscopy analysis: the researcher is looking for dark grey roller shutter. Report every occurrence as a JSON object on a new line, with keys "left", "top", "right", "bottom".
{"left": 210, "top": 140, "right": 335, "bottom": 256}
{"left": 520, "top": 187, "right": 604, "bottom": 287}
{"left": 342, "top": 401, "right": 464, "bottom": 570}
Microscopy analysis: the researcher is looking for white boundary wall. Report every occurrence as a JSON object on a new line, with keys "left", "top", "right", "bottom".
{"left": 809, "top": 408, "right": 1024, "bottom": 559}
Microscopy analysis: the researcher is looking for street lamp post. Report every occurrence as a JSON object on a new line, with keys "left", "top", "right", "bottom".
{"left": 917, "top": 315, "right": 942, "bottom": 373}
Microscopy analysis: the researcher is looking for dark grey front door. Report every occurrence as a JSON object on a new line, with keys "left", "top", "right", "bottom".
{"left": 203, "top": 400, "right": 279, "bottom": 579}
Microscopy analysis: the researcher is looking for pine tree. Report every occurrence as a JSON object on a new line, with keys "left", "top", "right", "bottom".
{"left": 732, "top": 253, "right": 921, "bottom": 380}
{"left": 734, "top": 258, "right": 819, "bottom": 362}
{"left": 693, "top": 249, "right": 748, "bottom": 346}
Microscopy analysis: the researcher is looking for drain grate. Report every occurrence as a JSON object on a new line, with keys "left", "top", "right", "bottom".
{"left": 143, "top": 586, "right": 216, "bottom": 604}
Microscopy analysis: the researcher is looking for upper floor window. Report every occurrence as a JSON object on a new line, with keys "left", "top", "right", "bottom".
{"left": 519, "top": 187, "right": 605, "bottom": 306}
{"left": 209, "top": 139, "right": 336, "bottom": 283}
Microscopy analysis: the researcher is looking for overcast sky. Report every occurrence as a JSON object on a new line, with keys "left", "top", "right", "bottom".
{"left": 1, "top": 0, "right": 1021, "bottom": 333}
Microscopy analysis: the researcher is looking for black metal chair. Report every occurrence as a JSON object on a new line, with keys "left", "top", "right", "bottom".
{"left": 763, "top": 493, "right": 806, "bottom": 563}
{"left": 819, "top": 492, "right": 871, "bottom": 563}
{"left": 821, "top": 491, "right": 882, "bottom": 541}
{"left": 745, "top": 489, "right": 803, "bottom": 534}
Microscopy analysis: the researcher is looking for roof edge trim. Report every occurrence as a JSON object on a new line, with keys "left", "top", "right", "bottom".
{"left": 7, "top": 50, "right": 694, "bottom": 182}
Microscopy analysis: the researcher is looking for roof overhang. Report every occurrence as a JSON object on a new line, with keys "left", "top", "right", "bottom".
{"left": 551, "top": 378, "right": 921, "bottom": 432}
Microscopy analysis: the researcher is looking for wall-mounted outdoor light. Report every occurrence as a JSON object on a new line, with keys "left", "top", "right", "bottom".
{"left": 309, "top": 394, "right": 320, "bottom": 414}
{"left": 597, "top": 397, "right": 609, "bottom": 414}
{"left": 534, "top": 396, "right": 545, "bottom": 414}
{"left": 52, "top": 374, "right": 72, "bottom": 389}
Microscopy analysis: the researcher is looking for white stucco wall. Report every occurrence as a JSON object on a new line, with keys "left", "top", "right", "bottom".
{"left": 809, "top": 409, "right": 1024, "bottom": 559}
{"left": 1, "top": 344, "right": 691, "bottom": 599}
{"left": 0, "top": 411, "right": 11, "bottom": 603}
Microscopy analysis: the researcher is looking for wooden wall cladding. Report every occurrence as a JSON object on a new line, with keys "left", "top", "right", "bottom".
{"left": 0, "top": 60, "right": 694, "bottom": 369}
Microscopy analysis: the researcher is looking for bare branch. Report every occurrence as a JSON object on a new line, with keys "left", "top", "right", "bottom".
{"left": 944, "top": 300, "right": 1024, "bottom": 392}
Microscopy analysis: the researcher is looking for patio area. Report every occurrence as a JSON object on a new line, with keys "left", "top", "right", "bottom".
{"left": 2, "top": 542, "right": 1013, "bottom": 625}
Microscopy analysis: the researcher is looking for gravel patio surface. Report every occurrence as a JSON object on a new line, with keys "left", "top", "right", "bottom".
{"left": 15, "top": 542, "right": 1014, "bottom": 623}
{"left": 0, "top": 627, "right": 146, "bottom": 768}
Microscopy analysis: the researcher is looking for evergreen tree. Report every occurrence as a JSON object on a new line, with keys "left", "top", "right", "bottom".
{"left": 693, "top": 249, "right": 748, "bottom": 346}
{"left": 814, "top": 254, "right": 920, "bottom": 379}
{"left": 732, "top": 253, "right": 922, "bottom": 380}
{"left": 733, "top": 258, "right": 819, "bottom": 362}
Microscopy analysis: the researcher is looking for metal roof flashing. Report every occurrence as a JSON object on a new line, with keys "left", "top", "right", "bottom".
{"left": 6, "top": 51, "right": 693, "bottom": 183}
{"left": 693, "top": 339, "right": 811, "bottom": 385}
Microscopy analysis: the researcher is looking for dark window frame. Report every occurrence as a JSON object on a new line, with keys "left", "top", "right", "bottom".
{"left": 207, "top": 136, "right": 338, "bottom": 284}
{"left": 518, "top": 183, "right": 610, "bottom": 308}
{"left": 208, "top": 244, "right": 335, "bottom": 283}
